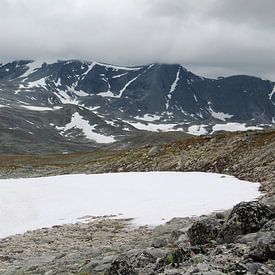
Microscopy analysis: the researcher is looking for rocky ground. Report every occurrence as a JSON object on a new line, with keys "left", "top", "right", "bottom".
{"left": 0, "top": 129, "right": 274, "bottom": 274}
{"left": 0, "top": 200, "right": 274, "bottom": 274}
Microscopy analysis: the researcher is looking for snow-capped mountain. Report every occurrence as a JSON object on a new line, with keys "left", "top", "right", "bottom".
{"left": 0, "top": 59, "right": 274, "bottom": 153}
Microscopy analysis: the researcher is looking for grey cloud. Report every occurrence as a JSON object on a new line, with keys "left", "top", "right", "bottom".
{"left": 0, "top": 0, "right": 274, "bottom": 80}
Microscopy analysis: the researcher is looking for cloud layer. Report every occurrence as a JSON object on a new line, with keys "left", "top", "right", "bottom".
{"left": 0, "top": 0, "right": 274, "bottom": 79}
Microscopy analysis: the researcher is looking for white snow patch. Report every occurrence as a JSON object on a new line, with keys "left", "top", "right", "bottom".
{"left": 19, "top": 105, "right": 53, "bottom": 111}
{"left": 117, "top": 73, "right": 142, "bottom": 98}
{"left": 82, "top": 62, "right": 96, "bottom": 76}
{"left": 112, "top": 73, "right": 128, "bottom": 78}
{"left": 166, "top": 67, "right": 181, "bottom": 109}
{"left": 0, "top": 172, "right": 261, "bottom": 238}
{"left": 128, "top": 121, "right": 179, "bottom": 132}
{"left": 212, "top": 123, "right": 263, "bottom": 133}
{"left": 134, "top": 114, "right": 161, "bottom": 122}
{"left": 57, "top": 112, "right": 115, "bottom": 143}
{"left": 269, "top": 86, "right": 275, "bottom": 105}
{"left": 188, "top": 125, "right": 208, "bottom": 136}
{"left": 95, "top": 61, "right": 142, "bottom": 71}
{"left": 97, "top": 90, "right": 117, "bottom": 98}
{"left": 115, "top": 64, "right": 154, "bottom": 98}
{"left": 27, "top": 78, "right": 47, "bottom": 88}
{"left": 208, "top": 106, "right": 234, "bottom": 121}
{"left": 20, "top": 61, "right": 48, "bottom": 78}
{"left": 73, "top": 90, "right": 89, "bottom": 97}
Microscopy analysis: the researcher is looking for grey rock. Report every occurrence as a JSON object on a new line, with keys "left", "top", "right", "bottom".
{"left": 148, "top": 146, "right": 161, "bottom": 157}
{"left": 261, "top": 218, "right": 275, "bottom": 232}
{"left": 152, "top": 238, "right": 168, "bottom": 248}
{"left": 249, "top": 231, "right": 275, "bottom": 262}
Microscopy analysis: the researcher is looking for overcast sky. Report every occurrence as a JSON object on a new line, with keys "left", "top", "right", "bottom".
{"left": 0, "top": 0, "right": 274, "bottom": 80}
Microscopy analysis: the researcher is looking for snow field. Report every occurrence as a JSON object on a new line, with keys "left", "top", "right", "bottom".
{"left": 0, "top": 172, "right": 261, "bottom": 238}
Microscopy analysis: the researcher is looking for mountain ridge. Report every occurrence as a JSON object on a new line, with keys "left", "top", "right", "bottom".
{"left": 0, "top": 59, "right": 274, "bottom": 153}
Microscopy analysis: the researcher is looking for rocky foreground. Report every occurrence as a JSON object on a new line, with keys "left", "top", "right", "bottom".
{"left": 0, "top": 130, "right": 274, "bottom": 274}
{"left": 0, "top": 200, "right": 274, "bottom": 275}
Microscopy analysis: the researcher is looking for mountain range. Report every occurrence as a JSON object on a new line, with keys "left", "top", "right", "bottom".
{"left": 0, "top": 59, "right": 274, "bottom": 153}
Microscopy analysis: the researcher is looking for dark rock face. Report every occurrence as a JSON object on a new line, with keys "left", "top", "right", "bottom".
{"left": 187, "top": 218, "right": 221, "bottom": 245}
{"left": 219, "top": 201, "right": 273, "bottom": 243}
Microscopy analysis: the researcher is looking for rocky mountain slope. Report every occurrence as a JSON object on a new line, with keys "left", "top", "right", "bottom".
{"left": 0, "top": 60, "right": 274, "bottom": 153}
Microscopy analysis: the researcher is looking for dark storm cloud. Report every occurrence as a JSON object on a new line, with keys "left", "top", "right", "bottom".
{"left": 0, "top": 0, "right": 274, "bottom": 80}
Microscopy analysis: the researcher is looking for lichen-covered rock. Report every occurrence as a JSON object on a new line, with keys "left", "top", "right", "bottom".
{"left": 187, "top": 218, "right": 221, "bottom": 245}
{"left": 104, "top": 256, "right": 137, "bottom": 275}
{"left": 156, "top": 247, "right": 192, "bottom": 270}
{"left": 226, "top": 262, "right": 249, "bottom": 274}
{"left": 131, "top": 251, "right": 156, "bottom": 268}
{"left": 219, "top": 201, "right": 272, "bottom": 243}
{"left": 249, "top": 231, "right": 275, "bottom": 262}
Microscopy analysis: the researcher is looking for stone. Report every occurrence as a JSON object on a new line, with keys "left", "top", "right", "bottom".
{"left": 152, "top": 238, "right": 168, "bottom": 248}
{"left": 157, "top": 247, "right": 192, "bottom": 269}
{"left": 104, "top": 256, "right": 137, "bottom": 275}
{"left": 219, "top": 201, "right": 272, "bottom": 243}
{"left": 131, "top": 251, "right": 156, "bottom": 268}
{"left": 249, "top": 231, "right": 275, "bottom": 262}
{"left": 148, "top": 146, "right": 161, "bottom": 157}
{"left": 187, "top": 218, "right": 221, "bottom": 245}
{"left": 261, "top": 218, "right": 275, "bottom": 232}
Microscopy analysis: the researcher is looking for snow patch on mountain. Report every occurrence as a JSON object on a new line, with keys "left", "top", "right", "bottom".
{"left": 166, "top": 67, "right": 181, "bottom": 110}
{"left": 269, "top": 85, "right": 275, "bottom": 105}
{"left": 188, "top": 125, "right": 208, "bottom": 136}
{"left": 19, "top": 105, "right": 54, "bottom": 111}
{"left": 135, "top": 114, "right": 161, "bottom": 122}
{"left": 56, "top": 112, "right": 115, "bottom": 143}
{"left": 97, "top": 90, "right": 117, "bottom": 98}
{"left": 212, "top": 123, "right": 263, "bottom": 133}
{"left": 208, "top": 105, "right": 234, "bottom": 121}
{"left": 117, "top": 73, "right": 143, "bottom": 98}
{"left": 127, "top": 121, "right": 180, "bottom": 132}
{"left": 27, "top": 78, "right": 47, "bottom": 88}
{"left": 112, "top": 72, "right": 128, "bottom": 79}
{"left": 82, "top": 62, "right": 96, "bottom": 77}
{"left": 20, "top": 61, "right": 47, "bottom": 79}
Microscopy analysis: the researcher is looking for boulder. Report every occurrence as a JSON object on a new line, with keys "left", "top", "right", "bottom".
{"left": 249, "top": 231, "right": 275, "bottom": 262}
{"left": 219, "top": 201, "right": 272, "bottom": 243}
{"left": 187, "top": 218, "right": 221, "bottom": 245}
{"left": 151, "top": 238, "right": 167, "bottom": 248}
{"left": 156, "top": 247, "right": 192, "bottom": 269}
{"left": 131, "top": 251, "right": 156, "bottom": 268}
{"left": 104, "top": 256, "right": 137, "bottom": 275}
{"left": 148, "top": 146, "right": 161, "bottom": 157}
